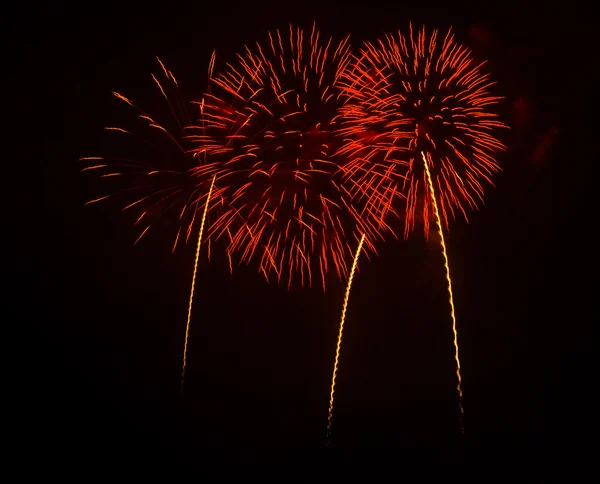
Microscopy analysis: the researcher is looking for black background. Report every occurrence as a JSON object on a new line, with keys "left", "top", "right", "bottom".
{"left": 9, "top": 0, "right": 593, "bottom": 479}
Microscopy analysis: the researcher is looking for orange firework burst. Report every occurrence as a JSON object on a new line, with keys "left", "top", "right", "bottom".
{"left": 337, "top": 23, "right": 508, "bottom": 238}
{"left": 81, "top": 58, "right": 218, "bottom": 252}
{"left": 187, "top": 24, "right": 385, "bottom": 291}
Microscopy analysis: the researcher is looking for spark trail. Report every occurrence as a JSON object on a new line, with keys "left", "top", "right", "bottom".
{"left": 181, "top": 174, "right": 216, "bottom": 393}
{"left": 421, "top": 151, "right": 464, "bottom": 432}
{"left": 326, "top": 233, "right": 366, "bottom": 445}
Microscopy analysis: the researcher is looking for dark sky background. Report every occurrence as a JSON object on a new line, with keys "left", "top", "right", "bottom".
{"left": 9, "top": 0, "right": 593, "bottom": 479}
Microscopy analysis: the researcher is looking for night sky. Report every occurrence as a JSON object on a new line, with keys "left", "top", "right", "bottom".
{"left": 10, "top": 0, "right": 593, "bottom": 479}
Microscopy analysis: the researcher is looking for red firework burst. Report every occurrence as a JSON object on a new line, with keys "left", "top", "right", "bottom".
{"left": 81, "top": 59, "right": 217, "bottom": 252}
{"left": 336, "top": 23, "right": 508, "bottom": 238}
{"left": 188, "top": 24, "right": 385, "bottom": 290}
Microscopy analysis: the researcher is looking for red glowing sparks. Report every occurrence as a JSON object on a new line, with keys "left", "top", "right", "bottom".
{"left": 82, "top": 24, "right": 508, "bottom": 289}
{"left": 336, "top": 23, "right": 508, "bottom": 238}
{"left": 188, "top": 24, "right": 382, "bottom": 290}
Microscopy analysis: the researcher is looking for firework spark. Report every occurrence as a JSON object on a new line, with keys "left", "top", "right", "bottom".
{"left": 187, "top": 24, "right": 386, "bottom": 291}
{"left": 337, "top": 23, "right": 508, "bottom": 238}
{"left": 181, "top": 174, "right": 216, "bottom": 392}
{"left": 326, "top": 233, "right": 366, "bottom": 445}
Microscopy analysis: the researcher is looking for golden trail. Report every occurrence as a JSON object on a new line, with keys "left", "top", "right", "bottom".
{"left": 421, "top": 151, "right": 464, "bottom": 433}
{"left": 181, "top": 175, "right": 216, "bottom": 393}
{"left": 326, "top": 233, "right": 366, "bottom": 444}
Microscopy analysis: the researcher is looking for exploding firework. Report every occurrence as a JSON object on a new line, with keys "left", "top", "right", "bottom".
{"left": 336, "top": 24, "right": 508, "bottom": 432}
{"left": 81, "top": 58, "right": 217, "bottom": 252}
{"left": 187, "top": 24, "right": 386, "bottom": 291}
{"left": 336, "top": 23, "right": 508, "bottom": 238}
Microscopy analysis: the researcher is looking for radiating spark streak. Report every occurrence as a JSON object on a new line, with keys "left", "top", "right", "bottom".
{"left": 326, "top": 233, "right": 366, "bottom": 445}
{"left": 422, "top": 151, "right": 464, "bottom": 432}
{"left": 181, "top": 175, "right": 216, "bottom": 393}
{"left": 134, "top": 226, "right": 150, "bottom": 245}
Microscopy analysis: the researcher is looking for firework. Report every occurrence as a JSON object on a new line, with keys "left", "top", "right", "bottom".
{"left": 326, "top": 233, "right": 366, "bottom": 445}
{"left": 187, "top": 23, "right": 386, "bottom": 291}
{"left": 82, "top": 59, "right": 221, "bottom": 392}
{"left": 336, "top": 24, "right": 508, "bottom": 431}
